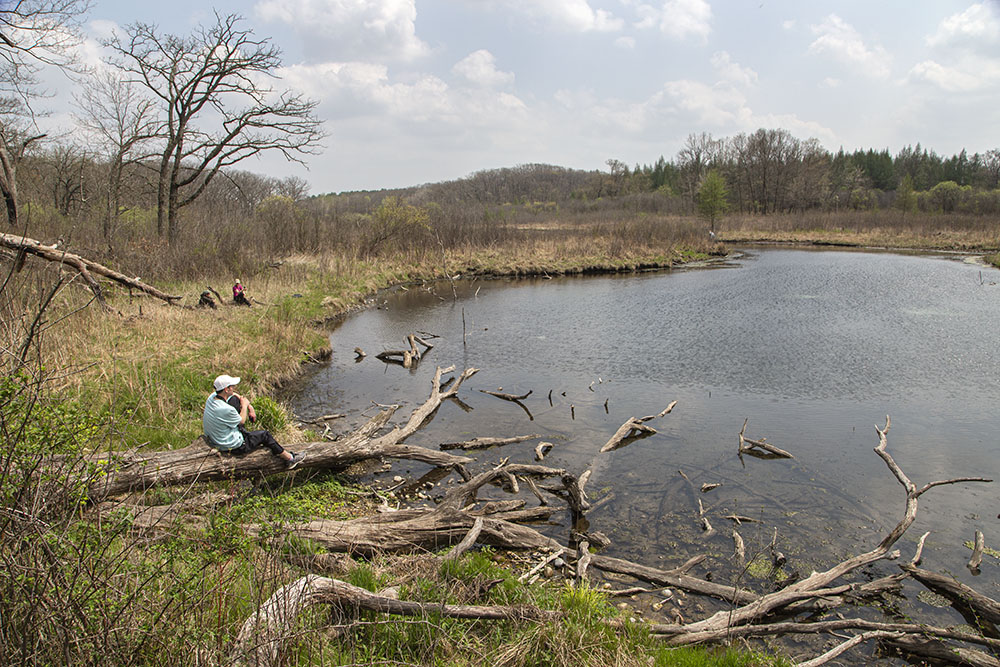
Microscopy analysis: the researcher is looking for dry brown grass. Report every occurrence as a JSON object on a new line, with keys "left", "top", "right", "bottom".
{"left": 720, "top": 211, "right": 1000, "bottom": 251}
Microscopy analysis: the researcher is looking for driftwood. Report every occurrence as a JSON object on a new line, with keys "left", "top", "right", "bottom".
{"left": 575, "top": 540, "right": 592, "bottom": 583}
{"left": 480, "top": 388, "right": 533, "bottom": 401}
{"left": 76, "top": 366, "right": 478, "bottom": 502}
{"left": 600, "top": 401, "right": 676, "bottom": 453}
{"left": 278, "top": 462, "right": 582, "bottom": 557}
{"left": 1, "top": 232, "right": 183, "bottom": 308}
{"left": 229, "top": 574, "right": 558, "bottom": 667}
{"left": 534, "top": 441, "right": 554, "bottom": 461}
{"left": 439, "top": 434, "right": 541, "bottom": 451}
{"left": 900, "top": 563, "right": 1000, "bottom": 634}
{"left": 649, "top": 417, "right": 993, "bottom": 661}
{"left": 738, "top": 418, "right": 794, "bottom": 460}
{"left": 376, "top": 334, "right": 433, "bottom": 368}
{"left": 969, "top": 529, "right": 986, "bottom": 574}
{"left": 443, "top": 516, "right": 484, "bottom": 562}
{"left": 732, "top": 530, "right": 745, "bottom": 566}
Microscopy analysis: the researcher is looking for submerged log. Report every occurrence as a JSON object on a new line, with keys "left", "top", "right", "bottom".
{"left": 882, "top": 635, "right": 1000, "bottom": 667}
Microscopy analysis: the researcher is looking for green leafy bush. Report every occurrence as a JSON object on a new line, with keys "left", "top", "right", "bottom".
{"left": 250, "top": 395, "right": 287, "bottom": 432}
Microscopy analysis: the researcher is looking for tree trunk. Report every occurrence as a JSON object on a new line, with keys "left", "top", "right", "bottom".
{"left": 0, "top": 142, "right": 18, "bottom": 227}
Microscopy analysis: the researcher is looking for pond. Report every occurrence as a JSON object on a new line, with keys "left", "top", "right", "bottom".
{"left": 291, "top": 247, "right": 1000, "bottom": 650}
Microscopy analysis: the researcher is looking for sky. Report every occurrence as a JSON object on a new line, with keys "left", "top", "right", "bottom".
{"left": 35, "top": 0, "right": 1000, "bottom": 195}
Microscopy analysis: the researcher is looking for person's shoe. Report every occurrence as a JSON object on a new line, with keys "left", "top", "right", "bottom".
{"left": 286, "top": 452, "right": 306, "bottom": 470}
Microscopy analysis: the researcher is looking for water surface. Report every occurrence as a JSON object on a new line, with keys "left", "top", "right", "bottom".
{"left": 292, "top": 247, "right": 1000, "bottom": 642}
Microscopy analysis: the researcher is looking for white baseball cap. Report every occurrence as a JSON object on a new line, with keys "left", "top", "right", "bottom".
{"left": 213, "top": 374, "right": 241, "bottom": 392}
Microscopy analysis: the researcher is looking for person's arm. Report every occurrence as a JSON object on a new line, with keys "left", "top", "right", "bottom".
{"left": 236, "top": 394, "right": 251, "bottom": 425}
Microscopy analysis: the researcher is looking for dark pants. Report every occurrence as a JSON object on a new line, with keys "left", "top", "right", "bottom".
{"left": 225, "top": 395, "right": 284, "bottom": 456}
{"left": 230, "top": 426, "right": 285, "bottom": 456}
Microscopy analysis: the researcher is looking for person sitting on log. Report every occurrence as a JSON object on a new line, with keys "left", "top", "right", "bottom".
{"left": 198, "top": 290, "right": 217, "bottom": 309}
{"left": 203, "top": 374, "right": 305, "bottom": 469}
{"left": 233, "top": 279, "right": 251, "bottom": 306}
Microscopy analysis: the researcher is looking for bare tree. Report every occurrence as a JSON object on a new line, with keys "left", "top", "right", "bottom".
{"left": 677, "top": 132, "right": 722, "bottom": 211}
{"left": 105, "top": 12, "right": 324, "bottom": 245}
{"left": 74, "top": 67, "right": 158, "bottom": 242}
{"left": 46, "top": 142, "right": 84, "bottom": 215}
{"left": 0, "top": 0, "right": 91, "bottom": 228}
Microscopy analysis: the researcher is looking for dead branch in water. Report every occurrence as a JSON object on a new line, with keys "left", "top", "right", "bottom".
{"left": 969, "top": 529, "right": 986, "bottom": 575}
{"left": 480, "top": 388, "right": 533, "bottom": 401}
{"left": 534, "top": 441, "right": 555, "bottom": 461}
{"left": 376, "top": 333, "right": 434, "bottom": 368}
{"left": 738, "top": 418, "right": 794, "bottom": 461}
{"left": 600, "top": 402, "right": 677, "bottom": 455}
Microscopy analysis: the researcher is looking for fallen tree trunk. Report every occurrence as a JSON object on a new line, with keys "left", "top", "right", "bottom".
{"left": 78, "top": 366, "right": 478, "bottom": 501}
{"left": 900, "top": 563, "right": 1000, "bottom": 635}
{"left": 439, "top": 434, "right": 541, "bottom": 451}
{"left": 229, "top": 574, "right": 559, "bottom": 667}
{"left": 1, "top": 232, "right": 183, "bottom": 306}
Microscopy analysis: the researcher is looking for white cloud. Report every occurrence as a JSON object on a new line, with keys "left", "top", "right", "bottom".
{"left": 657, "top": 79, "right": 747, "bottom": 126}
{"left": 927, "top": 2, "right": 1000, "bottom": 49}
{"left": 632, "top": 0, "right": 712, "bottom": 41}
{"left": 88, "top": 19, "right": 120, "bottom": 41}
{"left": 647, "top": 74, "right": 833, "bottom": 143}
{"left": 821, "top": 77, "right": 841, "bottom": 88}
{"left": 486, "top": 0, "right": 624, "bottom": 32}
{"left": 615, "top": 36, "right": 636, "bottom": 49}
{"left": 278, "top": 61, "right": 526, "bottom": 126}
{"left": 710, "top": 51, "right": 757, "bottom": 87}
{"left": 452, "top": 50, "right": 514, "bottom": 88}
{"left": 907, "top": 59, "right": 997, "bottom": 93}
{"left": 808, "top": 14, "right": 890, "bottom": 78}
{"left": 254, "top": 0, "right": 429, "bottom": 62}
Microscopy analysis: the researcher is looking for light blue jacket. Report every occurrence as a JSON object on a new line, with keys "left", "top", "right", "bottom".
{"left": 203, "top": 393, "right": 243, "bottom": 450}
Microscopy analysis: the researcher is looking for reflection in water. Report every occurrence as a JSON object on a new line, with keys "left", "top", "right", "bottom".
{"left": 291, "top": 248, "right": 1000, "bottom": 648}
